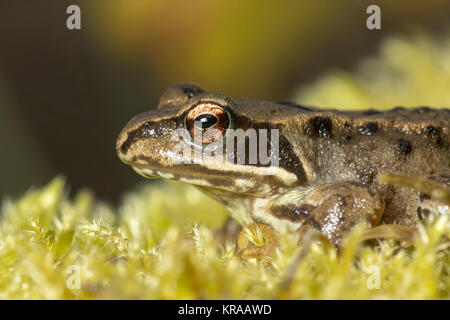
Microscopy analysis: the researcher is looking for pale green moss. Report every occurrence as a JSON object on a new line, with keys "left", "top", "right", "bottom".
{"left": 1, "top": 33, "right": 449, "bottom": 299}
{"left": 0, "top": 177, "right": 448, "bottom": 299}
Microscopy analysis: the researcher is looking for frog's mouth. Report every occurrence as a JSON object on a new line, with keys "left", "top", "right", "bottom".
{"left": 126, "top": 160, "right": 301, "bottom": 198}
{"left": 129, "top": 162, "right": 229, "bottom": 187}
{"left": 130, "top": 164, "right": 223, "bottom": 188}
{"left": 131, "top": 166, "right": 161, "bottom": 179}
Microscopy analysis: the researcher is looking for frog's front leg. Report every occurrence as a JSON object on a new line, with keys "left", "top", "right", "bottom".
{"left": 237, "top": 182, "right": 385, "bottom": 260}
{"left": 237, "top": 181, "right": 418, "bottom": 260}
{"left": 284, "top": 182, "right": 385, "bottom": 246}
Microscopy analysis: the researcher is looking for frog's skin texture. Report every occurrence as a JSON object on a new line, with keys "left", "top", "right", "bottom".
{"left": 116, "top": 83, "right": 450, "bottom": 249}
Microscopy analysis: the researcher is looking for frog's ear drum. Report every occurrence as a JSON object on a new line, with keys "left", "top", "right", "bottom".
{"left": 158, "top": 83, "right": 204, "bottom": 109}
{"left": 185, "top": 102, "right": 231, "bottom": 144}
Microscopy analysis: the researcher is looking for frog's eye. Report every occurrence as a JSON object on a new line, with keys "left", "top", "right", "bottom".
{"left": 185, "top": 103, "right": 230, "bottom": 143}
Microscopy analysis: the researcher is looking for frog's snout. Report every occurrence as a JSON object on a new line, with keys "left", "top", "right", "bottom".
{"left": 116, "top": 128, "right": 129, "bottom": 163}
{"left": 115, "top": 112, "right": 159, "bottom": 164}
{"left": 116, "top": 118, "right": 141, "bottom": 165}
{"left": 115, "top": 109, "right": 189, "bottom": 174}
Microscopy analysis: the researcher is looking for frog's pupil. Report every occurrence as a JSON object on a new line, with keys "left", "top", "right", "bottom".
{"left": 195, "top": 114, "right": 217, "bottom": 128}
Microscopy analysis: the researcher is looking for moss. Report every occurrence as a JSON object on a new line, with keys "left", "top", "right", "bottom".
{"left": 295, "top": 33, "right": 450, "bottom": 109}
{"left": 1, "top": 33, "right": 450, "bottom": 299}
{"left": 0, "top": 177, "right": 448, "bottom": 299}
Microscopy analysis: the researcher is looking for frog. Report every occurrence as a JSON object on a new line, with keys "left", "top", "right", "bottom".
{"left": 116, "top": 83, "right": 450, "bottom": 259}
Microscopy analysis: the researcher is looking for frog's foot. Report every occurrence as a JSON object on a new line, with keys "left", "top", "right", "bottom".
{"left": 296, "top": 182, "right": 385, "bottom": 246}
{"left": 378, "top": 172, "right": 450, "bottom": 222}
{"left": 377, "top": 173, "right": 450, "bottom": 206}
{"left": 236, "top": 223, "right": 278, "bottom": 262}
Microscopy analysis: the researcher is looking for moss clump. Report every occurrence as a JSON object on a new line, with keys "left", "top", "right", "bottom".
{"left": 0, "top": 177, "right": 448, "bottom": 299}
{"left": 1, "top": 33, "right": 449, "bottom": 299}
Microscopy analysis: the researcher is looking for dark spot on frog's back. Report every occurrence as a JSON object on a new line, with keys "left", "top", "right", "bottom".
{"left": 305, "top": 116, "right": 332, "bottom": 138}
{"left": 421, "top": 125, "right": 439, "bottom": 138}
{"left": 396, "top": 139, "right": 412, "bottom": 154}
{"left": 419, "top": 192, "right": 431, "bottom": 202}
{"left": 340, "top": 135, "right": 352, "bottom": 143}
{"left": 358, "top": 122, "right": 378, "bottom": 135}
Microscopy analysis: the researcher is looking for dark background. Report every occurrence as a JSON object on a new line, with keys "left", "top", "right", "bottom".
{"left": 0, "top": 0, "right": 449, "bottom": 204}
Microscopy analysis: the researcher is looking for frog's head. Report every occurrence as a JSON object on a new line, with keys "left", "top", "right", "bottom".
{"left": 116, "top": 83, "right": 308, "bottom": 197}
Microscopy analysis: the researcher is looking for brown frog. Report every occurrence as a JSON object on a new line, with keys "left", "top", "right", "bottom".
{"left": 116, "top": 83, "right": 450, "bottom": 258}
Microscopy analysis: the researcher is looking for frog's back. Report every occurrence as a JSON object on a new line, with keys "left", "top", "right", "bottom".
{"left": 233, "top": 99, "right": 449, "bottom": 233}
{"left": 234, "top": 101, "right": 449, "bottom": 185}
{"left": 299, "top": 106, "right": 450, "bottom": 182}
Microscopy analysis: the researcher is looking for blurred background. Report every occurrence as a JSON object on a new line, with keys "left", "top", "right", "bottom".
{"left": 0, "top": 0, "right": 449, "bottom": 204}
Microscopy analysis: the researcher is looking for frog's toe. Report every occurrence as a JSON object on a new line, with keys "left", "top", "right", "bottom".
{"left": 236, "top": 223, "right": 278, "bottom": 262}
{"left": 361, "top": 224, "right": 417, "bottom": 242}
{"left": 377, "top": 172, "right": 450, "bottom": 206}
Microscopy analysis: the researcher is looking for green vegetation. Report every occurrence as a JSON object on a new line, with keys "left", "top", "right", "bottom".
{"left": 295, "top": 33, "right": 450, "bottom": 109}
{"left": 0, "top": 177, "right": 448, "bottom": 299}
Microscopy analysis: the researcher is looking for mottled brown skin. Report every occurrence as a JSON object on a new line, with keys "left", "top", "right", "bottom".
{"left": 116, "top": 83, "right": 450, "bottom": 255}
{"left": 279, "top": 106, "right": 449, "bottom": 227}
